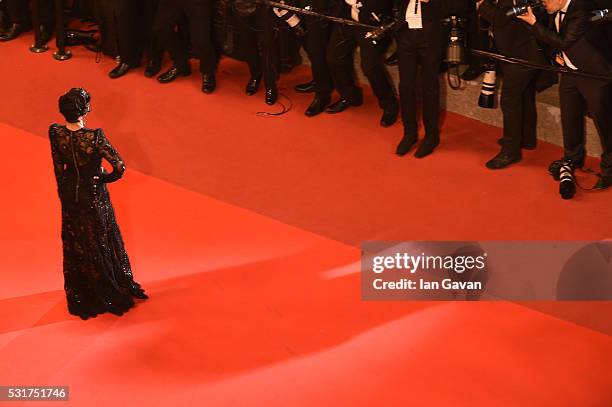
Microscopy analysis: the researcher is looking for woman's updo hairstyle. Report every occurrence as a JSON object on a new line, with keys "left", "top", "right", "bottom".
{"left": 59, "top": 88, "right": 91, "bottom": 123}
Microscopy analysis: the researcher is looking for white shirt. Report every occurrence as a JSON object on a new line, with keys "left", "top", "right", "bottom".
{"left": 405, "top": 0, "right": 423, "bottom": 29}
{"left": 555, "top": 0, "right": 578, "bottom": 70}
{"left": 345, "top": 0, "right": 362, "bottom": 21}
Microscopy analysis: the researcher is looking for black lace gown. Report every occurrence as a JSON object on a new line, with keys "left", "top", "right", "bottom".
{"left": 48, "top": 124, "right": 147, "bottom": 319}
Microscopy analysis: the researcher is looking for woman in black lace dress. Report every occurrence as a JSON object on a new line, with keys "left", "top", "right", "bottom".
{"left": 49, "top": 88, "right": 148, "bottom": 320}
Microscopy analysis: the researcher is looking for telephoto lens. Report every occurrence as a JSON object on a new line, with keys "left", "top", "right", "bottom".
{"left": 506, "top": 0, "right": 544, "bottom": 17}
{"left": 558, "top": 161, "right": 576, "bottom": 199}
{"left": 478, "top": 64, "right": 497, "bottom": 108}
{"left": 506, "top": 5, "right": 528, "bottom": 17}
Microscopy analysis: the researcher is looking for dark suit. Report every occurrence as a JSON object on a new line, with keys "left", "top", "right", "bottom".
{"left": 328, "top": 0, "right": 398, "bottom": 110}
{"left": 394, "top": 0, "right": 464, "bottom": 140}
{"left": 479, "top": 0, "right": 553, "bottom": 155}
{"left": 530, "top": 0, "right": 612, "bottom": 176}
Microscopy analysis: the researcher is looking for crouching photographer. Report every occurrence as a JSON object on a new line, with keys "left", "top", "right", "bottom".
{"left": 517, "top": 0, "right": 612, "bottom": 192}
{"left": 477, "top": 0, "right": 556, "bottom": 170}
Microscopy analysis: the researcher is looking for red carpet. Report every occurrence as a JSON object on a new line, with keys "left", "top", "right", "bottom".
{"left": 1, "top": 35, "right": 611, "bottom": 406}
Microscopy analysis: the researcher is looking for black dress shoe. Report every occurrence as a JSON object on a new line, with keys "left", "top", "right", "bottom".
{"left": 157, "top": 65, "right": 191, "bottom": 83}
{"left": 380, "top": 103, "right": 399, "bottom": 127}
{"left": 265, "top": 88, "right": 278, "bottom": 105}
{"left": 485, "top": 152, "right": 521, "bottom": 169}
{"left": 461, "top": 65, "right": 486, "bottom": 81}
{"left": 0, "top": 23, "right": 24, "bottom": 41}
{"left": 396, "top": 135, "right": 418, "bottom": 156}
{"left": 246, "top": 77, "right": 261, "bottom": 96}
{"left": 144, "top": 59, "right": 162, "bottom": 78}
{"left": 305, "top": 96, "right": 331, "bottom": 117}
{"left": 414, "top": 139, "right": 440, "bottom": 158}
{"left": 201, "top": 73, "right": 216, "bottom": 94}
{"left": 594, "top": 175, "right": 612, "bottom": 191}
{"left": 295, "top": 80, "right": 316, "bottom": 93}
{"left": 109, "top": 62, "right": 131, "bottom": 79}
{"left": 325, "top": 98, "right": 362, "bottom": 114}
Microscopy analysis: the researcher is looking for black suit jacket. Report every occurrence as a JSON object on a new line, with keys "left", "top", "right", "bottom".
{"left": 478, "top": 0, "right": 548, "bottom": 64}
{"left": 530, "top": 0, "right": 612, "bottom": 75}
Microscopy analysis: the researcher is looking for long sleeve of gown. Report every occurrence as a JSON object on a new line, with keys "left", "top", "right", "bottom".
{"left": 49, "top": 125, "right": 66, "bottom": 195}
{"left": 95, "top": 129, "right": 126, "bottom": 183}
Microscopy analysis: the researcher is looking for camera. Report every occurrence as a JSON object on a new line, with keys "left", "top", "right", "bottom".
{"left": 443, "top": 16, "right": 467, "bottom": 66}
{"left": 549, "top": 159, "right": 577, "bottom": 199}
{"left": 506, "top": 0, "right": 544, "bottom": 17}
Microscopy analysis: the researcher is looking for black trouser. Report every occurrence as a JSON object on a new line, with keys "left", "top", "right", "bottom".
{"left": 499, "top": 63, "right": 538, "bottom": 156}
{"left": 396, "top": 26, "right": 443, "bottom": 140}
{"left": 111, "top": 0, "right": 161, "bottom": 65}
{"left": 237, "top": 6, "right": 278, "bottom": 90}
{"left": 108, "top": 0, "right": 142, "bottom": 66}
{"left": 559, "top": 73, "right": 612, "bottom": 176}
{"left": 303, "top": 13, "right": 333, "bottom": 98}
{"left": 155, "top": 0, "right": 217, "bottom": 75}
{"left": 327, "top": 24, "right": 397, "bottom": 110}
{"left": 5, "top": 0, "right": 53, "bottom": 28}
{"left": 466, "top": 3, "right": 490, "bottom": 67}
{"left": 143, "top": 0, "right": 162, "bottom": 63}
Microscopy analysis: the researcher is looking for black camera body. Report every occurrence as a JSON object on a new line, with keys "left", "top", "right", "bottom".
{"left": 505, "top": 0, "right": 544, "bottom": 17}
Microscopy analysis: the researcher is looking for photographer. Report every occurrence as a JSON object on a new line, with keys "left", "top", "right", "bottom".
{"left": 394, "top": 0, "right": 466, "bottom": 158}
{"left": 235, "top": 0, "right": 280, "bottom": 105}
{"left": 477, "top": 0, "right": 555, "bottom": 169}
{"left": 155, "top": 0, "right": 219, "bottom": 93}
{"left": 518, "top": 0, "right": 612, "bottom": 189}
{"left": 326, "top": 0, "right": 400, "bottom": 128}
{"left": 101, "top": 1, "right": 163, "bottom": 79}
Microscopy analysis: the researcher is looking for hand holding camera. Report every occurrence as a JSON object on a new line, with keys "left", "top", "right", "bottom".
{"left": 515, "top": 6, "right": 537, "bottom": 24}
